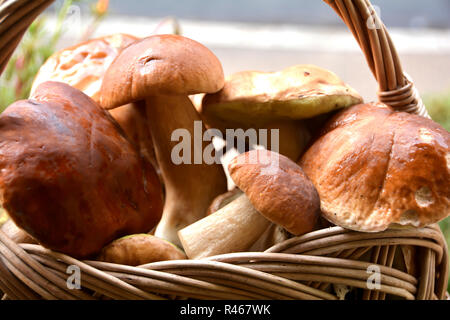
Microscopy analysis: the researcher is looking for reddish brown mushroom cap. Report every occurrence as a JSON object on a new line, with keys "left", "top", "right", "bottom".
{"left": 0, "top": 82, "right": 163, "bottom": 258}
{"left": 229, "top": 150, "right": 320, "bottom": 235}
{"left": 299, "top": 102, "right": 450, "bottom": 232}
{"left": 100, "top": 34, "right": 224, "bottom": 109}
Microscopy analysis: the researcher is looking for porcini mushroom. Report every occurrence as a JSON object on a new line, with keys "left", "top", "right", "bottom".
{"left": 100, "top": 34, "right": 227, "bottom": 247}
{"left": 30, "top": 33, "right": 159, "bottom": 174}
{"left": 178, "top": 150, "right": 320, "bottom": 259}
{"left": 299, "top": 102, "right": 450, "bottom": 232}
{"left": 98, "top": 234, "right": 186, "bottom": 266}
{"left": 200, "top": 64, "right": 363, "bottom": 161}
{"left": 0, "top": 82, "right": 163, "bottom": 258}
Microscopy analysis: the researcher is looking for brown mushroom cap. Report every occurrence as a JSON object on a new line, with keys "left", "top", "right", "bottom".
{"left": 299, "top": 102, "right": 450, "bottom": 232}
{"left": 100, "top": 34, "right": 224, "bottom": 109}
{"left": 31, "top": 33, "right": 138, "bottom": 103}
{"left": 0, "top": 82, "right": 163, "bottom": 258}
{"left": 200, "top": 64, "right": 362, "bottom": 129}
{"left": 229, "top": 150, "right": 320, "bottom": 235}
{"left": 98, "top": 234, "right": 186, "bottom": 266}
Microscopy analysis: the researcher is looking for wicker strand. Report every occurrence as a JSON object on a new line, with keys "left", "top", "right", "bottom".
{"left": 142, "top": 260, "right": 338, "bottom": 300}
{"left": 204, "top": 252, "right": 417, "bottom": 285}
{"left": 235, "top": 262, "right": 416, "bottom": 294}
{"left": 30, "top": 254, "right": 145, "bottom": 300}
{"left": 19, "top": 244, "right": 166, "bottom": 300}
{"left": 0, "top": 252, "right": 39, "bottom": 299}
{"left": 0, "top": 230, "right": 86, "bottom": 299}
{"left": 436, "top": 238, "right": 449, "bottom": 299}
{"left": 0, "top": 0, "right": 53, "bottom": 74}
{"left": 86, "top": 260, "right": 269, "bottom": 300}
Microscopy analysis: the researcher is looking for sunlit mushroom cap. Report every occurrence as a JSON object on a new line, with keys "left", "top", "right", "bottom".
{"left": 299, "top": 102, "right": 450, "bottom": 232}
{"left": 200, "top": 64, "right": 362, "bottom": 129}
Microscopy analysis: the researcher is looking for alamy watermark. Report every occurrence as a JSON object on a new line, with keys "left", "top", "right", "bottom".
{"left": 366, "top": 265, "right": 381, "bottom": 290}
{"left": 66, "top": 265, "right": 81, "bottom": 290}
{"left": 367, "top": 5, "right": 382, "bottom": 30}
{"left": 170, "top": 120, "right": 280, "bottom": 167}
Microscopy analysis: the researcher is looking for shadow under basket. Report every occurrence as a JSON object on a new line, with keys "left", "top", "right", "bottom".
{"left": 0, "top": 0, "right": 448, "bottom": 300}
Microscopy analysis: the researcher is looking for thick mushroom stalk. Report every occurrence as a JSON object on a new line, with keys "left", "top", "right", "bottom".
{"left": 100, "top": 34, "right": 228, "bottom": 247}
{"left": 147, "top": 95, "right": 227, "bottom": 245}
{"left": 205, "top": 188, "right": 291, "bottom": 252}
{"left": 178, "top": 150, "right": 321, "bottom": 259}
{"left": 179, "top": 194, "right": 270, "bottom": 259}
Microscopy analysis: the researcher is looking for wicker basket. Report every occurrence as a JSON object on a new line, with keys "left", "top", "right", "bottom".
{"left": 0, "top": 0, "right": 448, "bottom": 300}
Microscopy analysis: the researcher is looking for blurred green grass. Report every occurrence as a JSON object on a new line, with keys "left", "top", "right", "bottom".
{"left": 424, "top": 91, "right": 450, "bottom": 292}
{"left": 425, "top": 91, "right": 450, "bottom": 132}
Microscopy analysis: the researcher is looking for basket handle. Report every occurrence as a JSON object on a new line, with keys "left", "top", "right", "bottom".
{"left": 0, "top": 0, "right": 431, "bottom": 118}
{"left": 324, "top": 0, "right": 430, "bottom": 118}
{"left": 0, "top": 0, "right": 54, "bottom": 73}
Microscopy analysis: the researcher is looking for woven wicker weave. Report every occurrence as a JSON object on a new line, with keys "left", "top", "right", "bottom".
{"left": 0, "top": 0, "right": 448, "bottom": 300}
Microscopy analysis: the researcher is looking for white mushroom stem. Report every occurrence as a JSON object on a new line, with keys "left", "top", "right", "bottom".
{"left": 178, "top": 194, "right": 271, "bottom": 259}
{"left": 248, "top": 223, "right": 290, "bottom": 252}
{"left": 147, "top": 95, "right": 227, "bottom": 247}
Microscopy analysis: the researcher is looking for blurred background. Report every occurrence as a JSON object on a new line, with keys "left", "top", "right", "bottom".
{"left": 0, "top": 0, "right": 449, "bottom": 290}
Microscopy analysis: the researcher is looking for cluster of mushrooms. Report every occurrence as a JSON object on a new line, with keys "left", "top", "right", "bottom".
{"left": 0, "top": 31, "right": 448, "bottom": 268}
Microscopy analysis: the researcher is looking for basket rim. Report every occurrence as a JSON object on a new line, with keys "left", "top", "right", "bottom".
{"left": 0, "top": 223, "right": 448, "bottom": 300}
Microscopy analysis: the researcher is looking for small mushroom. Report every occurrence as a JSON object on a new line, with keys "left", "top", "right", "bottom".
{"left": 100, "top": 34, "right": 228, "bottom": 247}
{"left": 178, "top": 150, "right": 321, "bottom": 259}
{"left": 200, "top": 65, "right": 363, "bottom": 162}
{"left": 98, "top": 234, "right": 186, "bottom": 266}
{"left": 299, "top": 102, "right": 450, "bottom": 232}
{"left": 0, "top": 82, "right": 163, "bottom": 258}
